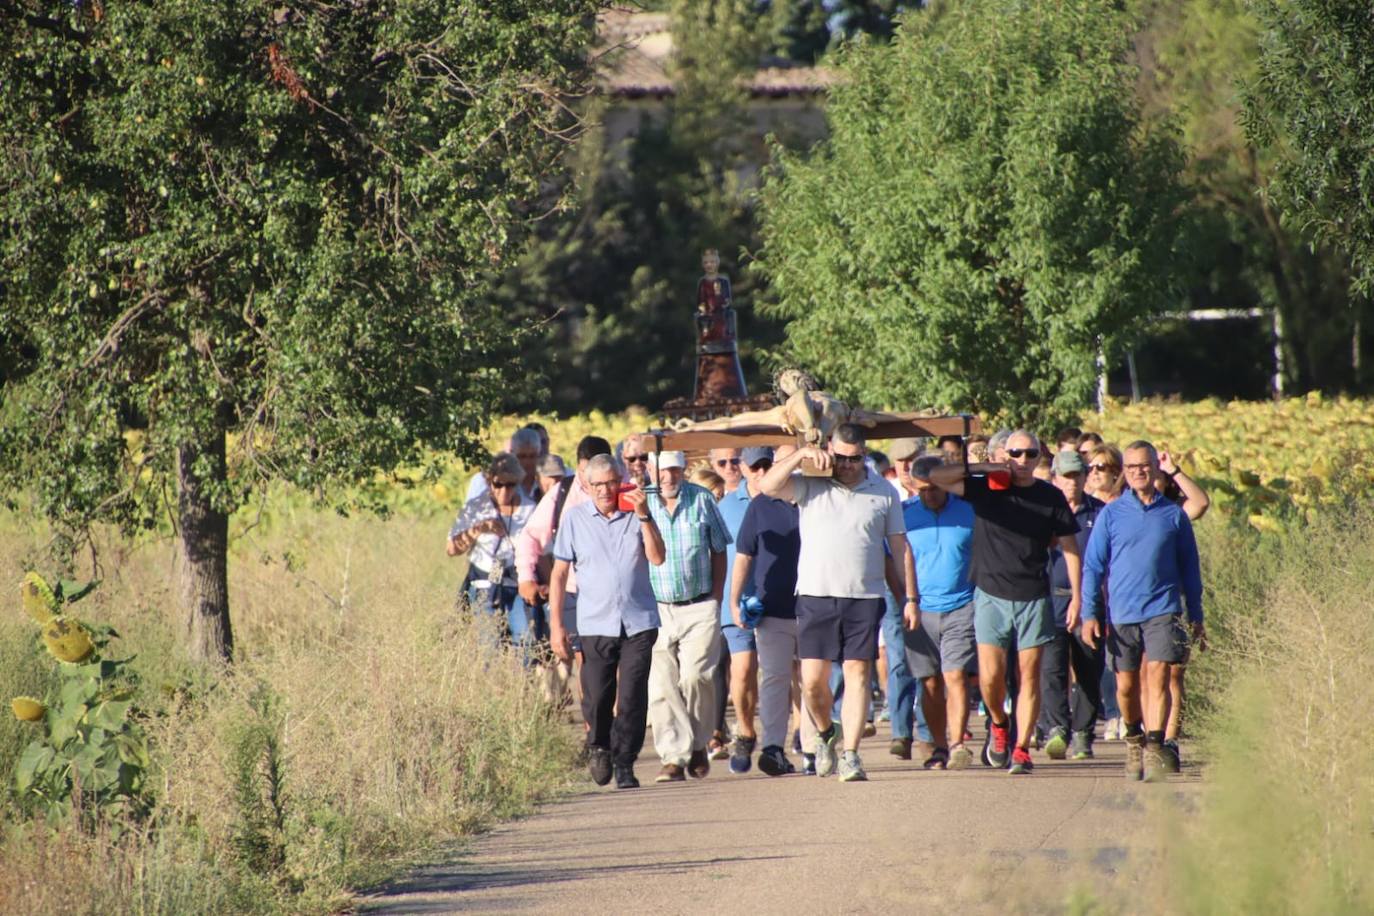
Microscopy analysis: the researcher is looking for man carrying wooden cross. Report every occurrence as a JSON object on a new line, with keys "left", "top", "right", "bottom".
{"left": 757, "top": 424, "right": 918, "bottom": 782}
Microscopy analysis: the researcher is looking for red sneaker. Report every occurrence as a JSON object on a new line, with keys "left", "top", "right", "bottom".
{"left": 1009, "top": 746, "right": 1034, "bottom": 775}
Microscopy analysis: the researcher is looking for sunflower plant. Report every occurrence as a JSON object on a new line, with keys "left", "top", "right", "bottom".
{"left": 10, "top": 573, "right": 150, "bottom": 826}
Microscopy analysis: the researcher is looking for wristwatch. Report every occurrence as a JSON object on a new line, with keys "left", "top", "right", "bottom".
{"left": 904, "top": 597, "right": 918, "bottom": 605}
{"left": 1165, "top": 468, "right": 1180, "bottom": 478}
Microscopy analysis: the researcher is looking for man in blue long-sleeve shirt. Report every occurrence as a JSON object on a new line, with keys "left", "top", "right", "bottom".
{"left": 1081, "top": 440, "right": 1205, "bottom": 783}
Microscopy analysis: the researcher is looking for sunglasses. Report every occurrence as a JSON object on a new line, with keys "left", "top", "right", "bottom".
{"left": 748, "top": 460, "right": 773, "bottom": 471}
{"left": 1007, "top": 448, "right": 1040, "bottom": 459}
{"left": 714, "top": 458, "right": 742, "bottom": 467}
{"left": 623, "top": 454, "right": 648, "bottom": 463}
{"left": 832, "top": 454, "right": 865, "bottom": 465}
{"left": 490, "top": 479, "right": 519, "bottom": 490}
{"left": 1088, "top": 464, "right": 1117, "bottom": 473}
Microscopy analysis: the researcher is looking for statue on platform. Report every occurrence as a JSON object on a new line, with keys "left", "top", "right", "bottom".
{"left": 690, "top": 248, "right": 748, "bottom": 401}
{"left": 673, "top": 368, "right": 919, "bottom": 447}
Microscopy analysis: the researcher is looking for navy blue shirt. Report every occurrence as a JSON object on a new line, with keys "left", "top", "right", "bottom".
{"left": 734, "top": 495, "right": 801, "bottom": 619}
{"left": 1047, "top": 494, "right": 1104, "bottom": 628}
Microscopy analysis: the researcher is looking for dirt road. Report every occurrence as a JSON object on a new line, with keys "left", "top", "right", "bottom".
{"left": 363, "top": 719, "right": 1199, "bottom": 915}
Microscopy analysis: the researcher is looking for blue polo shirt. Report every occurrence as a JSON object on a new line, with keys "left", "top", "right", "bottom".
{"left": 1081, "top": 489, "right": 1203, "bottom": 625}
{"left": 716, "top": 484, "right": 753, "bottom": 624}
{"left": 733, "top": 495, "right": 800, "bottom": 619}
{"left": 1048, "top": 495, "right": 1104, "bottom": 628}
{"left": 552, "top": 502, "right": 661, "bottom": 638}
{"left": 901, "top": 493, "right": 976, "bottom": 613}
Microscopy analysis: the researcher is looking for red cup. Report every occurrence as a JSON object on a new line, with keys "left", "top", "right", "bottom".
{"left": 617, "top": 483, "right": 638, "bottom": 512}
{"left": 988, "top": 469, "right": 1012, "bottom": 490}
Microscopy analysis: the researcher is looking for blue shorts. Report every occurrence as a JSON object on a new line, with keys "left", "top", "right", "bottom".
{"left": 722, "top": 623, "right": 757, "bottom": 655}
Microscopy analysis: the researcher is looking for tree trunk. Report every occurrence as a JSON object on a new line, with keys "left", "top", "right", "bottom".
{"left": 178, "top": 427, "right": 233, "bottom": 663}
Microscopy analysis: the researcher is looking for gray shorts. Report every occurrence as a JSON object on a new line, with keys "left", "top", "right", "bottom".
{"left": 903, "top": 602, "right": 977, "bottom": 679}
{"left": 1108, "top": 612, "right": 1188, "bottom": 672}
{"left": 973, "top": 588, "right": 1055, "bottom": 650}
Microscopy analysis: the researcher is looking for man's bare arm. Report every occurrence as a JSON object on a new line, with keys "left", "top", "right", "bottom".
{"left": 548, "top": 559, "right": 572, "bottom": 661}
{"left": 758, "top": 445, "right": 824, "bottom": 502}
{"left": 730, "top": 552, "right": 755, "bottom": 628}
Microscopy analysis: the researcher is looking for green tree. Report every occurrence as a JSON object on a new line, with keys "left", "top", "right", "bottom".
{"left": 754, "top": 0, "right": 1188, "bottom": 428}
{"left": 1242, "top": 0, "right": 1373, "bottom": 385}
{"left": 0, "top": 0, "right": 598, "bottom": 661}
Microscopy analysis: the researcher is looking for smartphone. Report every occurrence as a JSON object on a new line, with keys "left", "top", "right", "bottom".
{"left": 617, "top": 483, "right": 638, "bottom": 513}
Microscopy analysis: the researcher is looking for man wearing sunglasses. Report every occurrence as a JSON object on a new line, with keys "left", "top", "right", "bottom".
{"left": 709, "top": 447, "right": 745, "bottom": 495}
{"left": 929, "top": 430, "right": 1082, "bottom": 775}
{"left": 758, "top": 424, "right": 917, "bottom": 783}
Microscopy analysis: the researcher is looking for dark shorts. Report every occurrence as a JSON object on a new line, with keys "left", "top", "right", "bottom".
{"left": 796, "top": 595, "right": 884, "bottom": 662}
{"left": 903, "top": 602, "right": 978, "bottom": 679}
{"left": 1108, "top": 613, "right": 1188, "bottom": 672}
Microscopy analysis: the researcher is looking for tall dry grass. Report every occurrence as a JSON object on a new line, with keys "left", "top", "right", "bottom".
{"left": 0, "top": 508, "right": 576, "bottom": 914}
{"left": 1069, "top": 507, "right": 1374, "bottom": 915}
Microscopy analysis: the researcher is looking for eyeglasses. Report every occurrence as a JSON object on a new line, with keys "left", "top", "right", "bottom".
{"left": 714, "top": 458, "right": 741, "bottom": 467}
{"left": 490, "top": 479, "right": 519, "bottom": 490}
{"left": 588, "top": 479, "right": 621, "bottom": 490}
{"left": 1007, "top": 448, "right": 1040, "bottom": 459}
{"left": 624, "top": 454, "right": 648, "bottom": 463}
{"left": 1088, "top": 464, "right": 1118, "bottom": 473}
{"left": 832, "top": 454, "right": 865, "bottom": 465}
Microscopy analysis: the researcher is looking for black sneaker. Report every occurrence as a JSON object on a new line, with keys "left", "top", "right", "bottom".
{"left": 587, "top": 746, "right": 612, "bottom": 786}
{"left": 986, "top": 720, "right": 1011, "bottom": 769}
{"left": 1069, "top": 730, "right": 1094, "bottom": 760}
{"left": 1162, "top": 739, "right": 1181, "bottom": 774}
{"left": 614, "top": 764, "right": 639, "bottom": 789}
{"left": 757, "top": 745, "right": 794, "bottom": 777}
{"left": 729, "top": 735, "right": 756, "bottom": 774}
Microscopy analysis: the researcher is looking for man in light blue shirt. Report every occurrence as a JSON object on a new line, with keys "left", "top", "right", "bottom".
{"left": 899, "top": 454, "right": 978, "bottom": 770}
{"left": 550, "top": 455, "right": 666, "bottom": 790}
{"left": 1081, "top": 440, "right": 1204, "bottom": 783}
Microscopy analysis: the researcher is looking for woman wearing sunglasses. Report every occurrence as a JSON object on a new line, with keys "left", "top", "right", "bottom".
{"left": 447, "top": 452, "right": 540, "bottom": 656}
{"left": 1084, "top": 444, "right": 1123, "bottom": 504}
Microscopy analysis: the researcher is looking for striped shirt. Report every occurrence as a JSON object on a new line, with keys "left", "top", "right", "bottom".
{"left": 644, "top": 482, "right": 732, "bottom": 603}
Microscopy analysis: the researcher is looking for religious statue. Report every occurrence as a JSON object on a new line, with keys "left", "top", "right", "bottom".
{"left": 690, "top": 248, "right": 748, "bottom": 402}
{"left": 673, "top": 368, "right": 919, "bottom": 447}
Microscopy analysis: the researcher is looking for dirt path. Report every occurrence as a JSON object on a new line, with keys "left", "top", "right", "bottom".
{"left": 362, "top": 720, "right": 1199, "bottom": 915}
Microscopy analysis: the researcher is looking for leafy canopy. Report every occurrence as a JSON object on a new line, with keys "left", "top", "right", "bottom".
{"left": 1243, "top": 0, "right": 1374, "bottom": 299}
{"left": 754, "top": 0, "right": 1189, "bottom": 429}
{"left": 0, "top": 0, "right": 598, "bottom": 531}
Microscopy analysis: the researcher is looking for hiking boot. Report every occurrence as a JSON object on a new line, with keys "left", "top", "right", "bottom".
{"left": 1044, "top": 727, "right": 1069, "bottom": 760}
{"left": 801, "top": 753, "right": 817, "bottom": 776}
{"left": 655, "top": 763, "right": 686, "bottom": 783}
{"left": 814, "top": 726, "right": 840, "bottom": 777}
{"left": 1163, "top": 739, "right": 1181, "bottom": 773}
{"left": 987, "top": 721, "right": 1011, "bottom": 769}
{"left": 1124, "top": 733, "right": 1144, "bottom": 781}
{"left": 614, "top": 764, "right": 639, "bottom": 789}
{"left": 1009, "top": 746, "right": 1034, "bottom": 775}
{"left": 757, "top": 745, "right": 794, "bottom": 777}
{"left": 1143, "top": 742, "right": 1170, "bottom": 783}
{"left": 707, "top": 733, "right": 729, "bottom": 761}
{"left": 948, "top": 743, "right": 973, "bottom": 770}
{"left": 889, "top": 737, "right": 913, "bottom": 760}
{"left": 838, "top": 750, "right": 868, "bottom": 782}
{"left": 923, "top": 746, "right": 950, "bottom": 771}
{"left": 687, "top": 748, "right": 711, "bottom": 779}
{"left": 729, "top": 735, "right": 756, "bottom": 775}
{"left": 1069, "top": 730, "right": 1094, "bottom": 760}
{"left": 587, "top": 746, "right": 612, "bottom": 786}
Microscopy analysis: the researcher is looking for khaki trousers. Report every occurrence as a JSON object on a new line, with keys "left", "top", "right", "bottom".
{"left": 756, "top": 615, "right": 819, "bottom": 751}
{"left": 649, "top": 598, "right": 722, "bottom": 766}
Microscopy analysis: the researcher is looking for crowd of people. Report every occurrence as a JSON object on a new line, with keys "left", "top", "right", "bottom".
{"left": 445, "top": 419, "right": 1209, "bottom": 789}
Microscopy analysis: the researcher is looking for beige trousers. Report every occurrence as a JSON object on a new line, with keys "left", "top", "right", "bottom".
{"left": 649, "top": 598, "right": 722, "bottom": 766}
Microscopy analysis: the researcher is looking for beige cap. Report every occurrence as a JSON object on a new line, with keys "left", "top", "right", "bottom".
{"left": 889, "top": 437, "right": 922, "bottom": 461}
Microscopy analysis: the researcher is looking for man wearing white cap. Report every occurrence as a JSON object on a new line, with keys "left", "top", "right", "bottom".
{"left": 643, "top": 450, "right": 733, "bottom": 782}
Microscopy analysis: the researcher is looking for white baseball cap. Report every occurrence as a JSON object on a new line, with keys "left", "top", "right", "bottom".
{"left": 649, "top": 450, "right": 687, "bottom": 470}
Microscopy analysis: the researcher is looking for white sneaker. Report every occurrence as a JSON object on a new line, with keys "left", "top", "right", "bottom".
{"left": 838, "top": 750, "right": 868, "bottom": 782}
{"left": 1103, "top": 717, "right": 1121, "bottom": 741}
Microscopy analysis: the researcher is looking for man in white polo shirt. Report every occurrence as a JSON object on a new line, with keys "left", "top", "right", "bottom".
{"left": 758, "top": 424, "right": 917, "bottom": 782}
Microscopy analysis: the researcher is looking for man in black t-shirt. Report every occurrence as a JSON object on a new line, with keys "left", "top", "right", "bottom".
{"left": 929, "top": 430, "right": 1082, "bottom": 775}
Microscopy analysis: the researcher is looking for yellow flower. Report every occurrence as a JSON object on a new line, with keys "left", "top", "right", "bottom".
{"left": 21, "top": 572, "right": 59, "bottom": 625}
{"left": 11, "top": 697, "right": 45, "bottom": 722}
{"left": 43, "top": 616, "right": 95, "bottom": 664}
